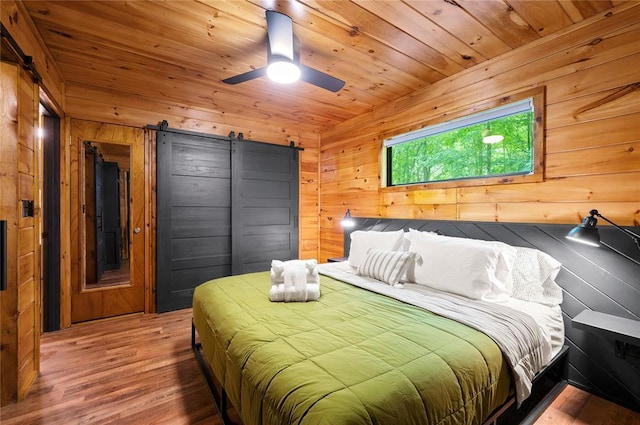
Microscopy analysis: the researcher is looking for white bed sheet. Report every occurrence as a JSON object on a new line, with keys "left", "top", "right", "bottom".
{"left": 324, "top": 261, "right": 565, "bottom": 360}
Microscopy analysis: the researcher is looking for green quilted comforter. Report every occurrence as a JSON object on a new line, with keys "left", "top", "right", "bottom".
{"left": 192, "top": 271, "right": 512, "bottom": 425}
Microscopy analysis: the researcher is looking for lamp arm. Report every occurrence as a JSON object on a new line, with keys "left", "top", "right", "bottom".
{"left": 594, "top": 211, "right": 640, "bottom": 249}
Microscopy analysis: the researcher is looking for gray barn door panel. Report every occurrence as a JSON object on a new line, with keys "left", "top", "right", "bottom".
{"left": 156, "top": 128, "right": 300, "bottom": 312}
{"left": 156, "top": 131, "right": 231, "bottom": 312}
{"left": 231, "top": 140, "right": 299, "bottom": 275}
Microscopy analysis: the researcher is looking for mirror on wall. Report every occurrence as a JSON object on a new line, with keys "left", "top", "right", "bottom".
{"left": 82, "top": 141, "right": 131, "bottom": 289}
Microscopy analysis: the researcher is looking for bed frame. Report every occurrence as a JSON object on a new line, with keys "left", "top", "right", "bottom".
{"left": 192, "top": 325, "right": 234, "bottom": 424}
{"left": 192, "top": 217, "right": 640, "bottom": 424}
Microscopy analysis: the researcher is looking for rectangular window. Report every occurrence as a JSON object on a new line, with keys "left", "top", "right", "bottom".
{"left": 384, "top": 91, "right": 543, "bottom": 188}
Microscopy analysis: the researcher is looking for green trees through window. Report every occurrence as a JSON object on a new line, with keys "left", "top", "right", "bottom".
{"left": 387, "top": 105, "right": 535, "bottom": 187}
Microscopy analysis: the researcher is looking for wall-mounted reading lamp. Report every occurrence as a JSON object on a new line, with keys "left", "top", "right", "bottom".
{"left": 567, "top": 210, "right": 640, "bottom": 359}
{"left": 340, "top": 209, "right": 355, "bottom": 228}
{"left": 566, "top": 209, "right": 640, "bottom": 265}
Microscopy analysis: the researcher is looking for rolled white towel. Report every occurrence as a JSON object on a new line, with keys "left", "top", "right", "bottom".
{"left": 305, "top": 283, "right": 320, "bottom": 301}
{"left": 269, "top": 282, "right": 320, "bottom": 302}
{"left": 271, "top": 259, "right": 319, "bottom": 285}
{"left": 270, "top": 261, "right": 321, "bottom": 302}
{"left": 271, "top": 260, "right": 286, "bottom": 284}
{"left": 284, "top": 264, "right": 307, "bottom": 302}
{"left": 269, "top": 259, "right": 321, "bottom": 302}
{"left": 304, "top": 259, "right": 319, "bottom": 285}
{"left": 269, "top": 283, "right": 285, "bottom": 302}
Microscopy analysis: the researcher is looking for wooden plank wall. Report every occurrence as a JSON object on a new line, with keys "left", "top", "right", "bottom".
{"left": 0, "top": 60, "right": 41, "bottom": 405}
{"left": 15, "top": 61, "right": 40, "bottom": 403}
{"left": 0, "top": 61, "right": 21, "bottom": 407}
{"left": 319, "top": 3, "right": 640, "bottom": 262}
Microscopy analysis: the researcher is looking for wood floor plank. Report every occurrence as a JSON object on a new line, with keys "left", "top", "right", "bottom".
{"left": 1, "top": 308, "right": 639, "bottom": 424}
{"left": 533, "top": 384, "right": 640, "bottom": 425}
{"left": 0, "top": 309, "right": 219, "bottom": 425}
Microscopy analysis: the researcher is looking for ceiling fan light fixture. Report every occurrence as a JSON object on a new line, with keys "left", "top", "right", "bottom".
{"left": 267, "top": 61, "right": 300, "bottom": 84}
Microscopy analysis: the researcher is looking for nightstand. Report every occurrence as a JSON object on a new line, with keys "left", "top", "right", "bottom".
{"left": 572, "top": 310, "right": 640, "bottom": 359}
{"left": 327, "top": 257, "right": 347, "bottom": 263}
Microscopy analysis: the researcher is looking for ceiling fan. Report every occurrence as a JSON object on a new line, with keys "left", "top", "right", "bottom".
{"left": 222, "top": 10, "right": 345, "bottom": 93}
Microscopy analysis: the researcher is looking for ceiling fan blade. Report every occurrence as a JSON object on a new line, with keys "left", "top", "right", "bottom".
{"left": 222, "top": 67, "right": 267, "bottom": 85}
{"left": 266, "top": 10, "right": 294, "bottom": 61}
{"left": 299, "top": 64, "right": 345, "bottom": 92}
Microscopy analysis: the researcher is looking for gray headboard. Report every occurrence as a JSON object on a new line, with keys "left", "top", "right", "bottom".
{"left": 343, "top": 218, "right": 640, "bottom": 411}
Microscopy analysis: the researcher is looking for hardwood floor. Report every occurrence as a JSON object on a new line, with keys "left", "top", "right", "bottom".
{"left": 0, "top": 309, "right": 218, "bottom": 425}
{"left": 534, "top": 385, "right": 640, "bottom": 425}
{"left": 1, "top": 308, "right": 639, "bottom": 425}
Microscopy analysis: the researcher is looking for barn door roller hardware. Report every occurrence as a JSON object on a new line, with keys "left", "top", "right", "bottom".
{"left": 0, "top": 23, "right": 43, "bottom": 83}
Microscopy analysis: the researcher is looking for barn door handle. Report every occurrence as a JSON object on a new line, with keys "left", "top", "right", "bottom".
{"left": 134, "top": 227, "right": 141, "bottom": 234}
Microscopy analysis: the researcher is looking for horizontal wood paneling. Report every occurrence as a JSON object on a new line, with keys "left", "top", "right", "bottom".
{"left": 546, "top": 114, "right": 640, "bottom": 153}
{"left": 547, "top": 88, "right": 640, "bottom": 128}
{"left": 1, "top": 60, "right": 40, "bottom": 406}
{"left": 458, "top": 174, "right": 640, "bottom": 204}
{"left": 16, "top": 69, "right": 39, "bottom": 403}
{"left": 546, "top": 143, "right": 640, "bottom": 178}
{"left": 63, "top": 84, "right": 323, "bottom": 141}
{"left": 319, "top": 3, "right": 640, "bottom": 262}
{"left": 382, "top": 203, "right": 459, "bottom": 220}
{"left": 0, "top": 62, "right": 20, "bottom": 407}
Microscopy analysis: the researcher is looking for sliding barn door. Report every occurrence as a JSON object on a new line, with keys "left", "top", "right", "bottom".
{"left": 232, "top": 140, "right": 299, "bottom": 274}
{"left": 156, "top": 129, "right": 299, "bottom": 311}
{"left": 156, "top": 131, "right": 232, "bottom": 312}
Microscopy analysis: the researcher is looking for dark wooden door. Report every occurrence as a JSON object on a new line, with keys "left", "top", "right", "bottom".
{"left": 231, "top": 140, "right": 299, "bottom": 274}
{"left": 156, "top": 131, "right": 232, "bottom": 312}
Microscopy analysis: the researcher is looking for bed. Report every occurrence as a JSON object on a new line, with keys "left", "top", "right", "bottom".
{"left": 192, "top": 219, "right": 572, "bottom": 425}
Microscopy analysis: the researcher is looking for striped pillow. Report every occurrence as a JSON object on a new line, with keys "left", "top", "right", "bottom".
{"left": 357, "top": 249, "right": 417, "bottom": 287}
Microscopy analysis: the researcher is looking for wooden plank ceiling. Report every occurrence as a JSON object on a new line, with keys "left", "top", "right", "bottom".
{"left": 24, "top": 0, "right": 614, "bottom": 133}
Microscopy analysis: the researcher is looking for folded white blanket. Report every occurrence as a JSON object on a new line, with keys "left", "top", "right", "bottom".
{"left": 269, "top": 259, "right": 320, "bottom": 302}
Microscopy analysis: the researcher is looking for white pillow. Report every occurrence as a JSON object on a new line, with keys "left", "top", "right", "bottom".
{"left": 406, "top": 229, "right": 517, "bottom": 294}
{"left": 406, "top": 229, "right": 515, "bottom": 302}
{"left": 348, "top": 230, "right": 404, "bottom": 267}
{"left": 511, "top": 247, "right": 563, "bottom": 306}
{"left": 357, "top": 249, "right": 418, "bottom": 288}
